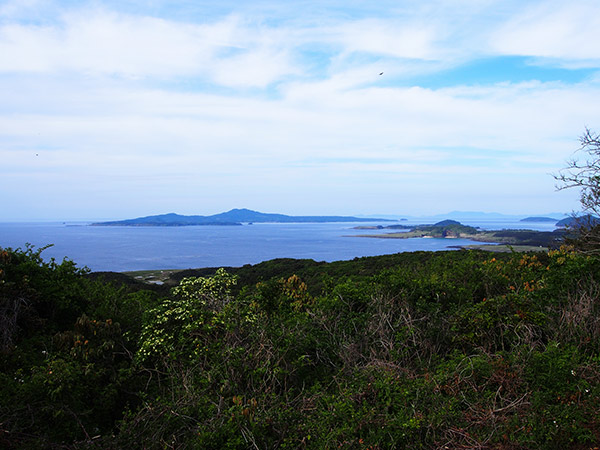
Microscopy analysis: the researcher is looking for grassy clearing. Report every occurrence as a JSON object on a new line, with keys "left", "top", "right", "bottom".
{"left": 123, "top": 269, "right": 182, "bottom": 285}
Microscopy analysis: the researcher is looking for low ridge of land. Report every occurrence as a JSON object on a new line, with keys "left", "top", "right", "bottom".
{"left": 520, "top": 216, "right": 558, "bottom": 223}
{"left": 92, "top": 208, "right": 392, "bottom": 226}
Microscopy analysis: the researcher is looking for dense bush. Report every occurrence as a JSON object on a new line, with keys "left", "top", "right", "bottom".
{"left": 1, "top": 245, "right": 599, "bottom": 448}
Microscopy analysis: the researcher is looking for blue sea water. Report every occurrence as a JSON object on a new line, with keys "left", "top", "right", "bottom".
{"left": 0, "top": 219, "right": 557, "bottom": 272}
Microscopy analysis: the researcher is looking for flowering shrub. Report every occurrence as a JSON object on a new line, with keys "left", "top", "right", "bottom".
{"left": 137, "top": 268, "right": 238, "bottom": 362}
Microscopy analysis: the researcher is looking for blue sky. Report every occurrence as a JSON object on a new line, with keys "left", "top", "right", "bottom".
{"left": 2, "top": 0, "right": 600, "bottom": 220}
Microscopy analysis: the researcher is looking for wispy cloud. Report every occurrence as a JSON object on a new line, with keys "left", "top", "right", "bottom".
{"left": 0, "top": 0, "right": 598, "bottom": 219}
{"left": 489, "top": 0, "right": 600, "bottom": 65}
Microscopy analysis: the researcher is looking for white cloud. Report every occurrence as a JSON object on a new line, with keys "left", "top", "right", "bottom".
{"left": 490, "top": 0, "right": 600, "bottom": 63}
{"left": 208, "top": 46, "right": 298, "bottom": 88}
{"left": 0, "top": 0, "right": 48, "bottom": 20}
{"left": 0, "top": 9, "right": 300, "bottom": 87}
{"left": 2, "top": 74, "right": 597, "bottom": 173}
{"left": 0, "top": 11, "right": 207, "bottom": 75}
{"left": 2, "top": 0, "right": 600, "bottom": 219}
{"left": 332, "top": 19, "right": 440, "bottom": 60}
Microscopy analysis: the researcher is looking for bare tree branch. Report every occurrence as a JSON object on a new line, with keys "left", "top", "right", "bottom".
{"left": 554, "top": 128, "right": 600, "bottom": 252}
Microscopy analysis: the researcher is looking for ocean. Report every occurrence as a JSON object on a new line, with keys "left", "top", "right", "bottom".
{"left": 0, "top": 219, "right": 558, "bottom": 272}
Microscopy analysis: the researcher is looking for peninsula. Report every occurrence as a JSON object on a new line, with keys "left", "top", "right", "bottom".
{"left": 354, "top": 219, "right": 565, "bottom": 249}
{"left": 92, "top": 208, "right": 392, "bottom": 226}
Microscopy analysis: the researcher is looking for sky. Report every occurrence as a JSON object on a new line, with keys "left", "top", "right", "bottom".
{"left": 2, "top": 0, "right": 600, "bottom": 221}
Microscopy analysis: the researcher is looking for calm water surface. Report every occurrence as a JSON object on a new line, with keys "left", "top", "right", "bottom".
{"left": 0, "top": 219, "right": 557, "bottom": 272}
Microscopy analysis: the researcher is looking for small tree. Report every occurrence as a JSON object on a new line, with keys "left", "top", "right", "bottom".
{"left": 555, "top": 128, "right": 600, "bottom": 253}
{"left": 555, "top": 128, "right": 600, "bottom": 215}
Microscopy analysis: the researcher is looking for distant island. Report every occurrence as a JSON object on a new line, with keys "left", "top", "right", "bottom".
{"left": 556, "top": 214, "right": 600, "bottom": 228}
{"left": 354, "top": 219, "right": 565, "bottom": 249}
{"left": 520, "top": 216, "right": 557, "bottom": 223}
{"left": 92, "top": 208, "right": 393, "bottom": 226}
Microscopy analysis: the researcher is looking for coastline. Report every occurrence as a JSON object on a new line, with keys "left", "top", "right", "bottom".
{"left": 352, "top": 228, "right": 561, "bottom": 249}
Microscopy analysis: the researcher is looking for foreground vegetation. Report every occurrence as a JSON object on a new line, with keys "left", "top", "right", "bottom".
{"left": 1, "top": 244, "right": 600, "bottom": 449}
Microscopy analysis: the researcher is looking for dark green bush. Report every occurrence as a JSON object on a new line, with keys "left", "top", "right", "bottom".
{"left": 2, "top": 246, "right": 600, "bottom": 448}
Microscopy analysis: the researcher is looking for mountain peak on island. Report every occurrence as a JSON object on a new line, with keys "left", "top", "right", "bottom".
{"left": 92, "top": 209, "right": 392, "bottom": 226}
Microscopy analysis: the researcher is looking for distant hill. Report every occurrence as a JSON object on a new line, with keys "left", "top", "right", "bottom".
{"left": 92, "top": 209, "right": 392, "bottom": 226}
{"left": 432, "top": 219, "right": 463, "bottom": 227}
{"left": 415, "top": 220, "right": 479, "bottom": 237}
{"left": 428, "top": 211, "right": 568, "bottom": 221}
{"left": 520, "top": 217, "right": 557, "bottom": 223}
{"left": 92, "top": 213, "right": 241, "bottom": 227}
{"left": 556, "top": 215, "right": 600, "bottom": 228}
{"left": 355, "top": 219, "right": 479, "bottom": 239}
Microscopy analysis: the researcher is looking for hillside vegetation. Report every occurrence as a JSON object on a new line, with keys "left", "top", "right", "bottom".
{"left": 1, "top": 245, "right": 600, "bottom": 448}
